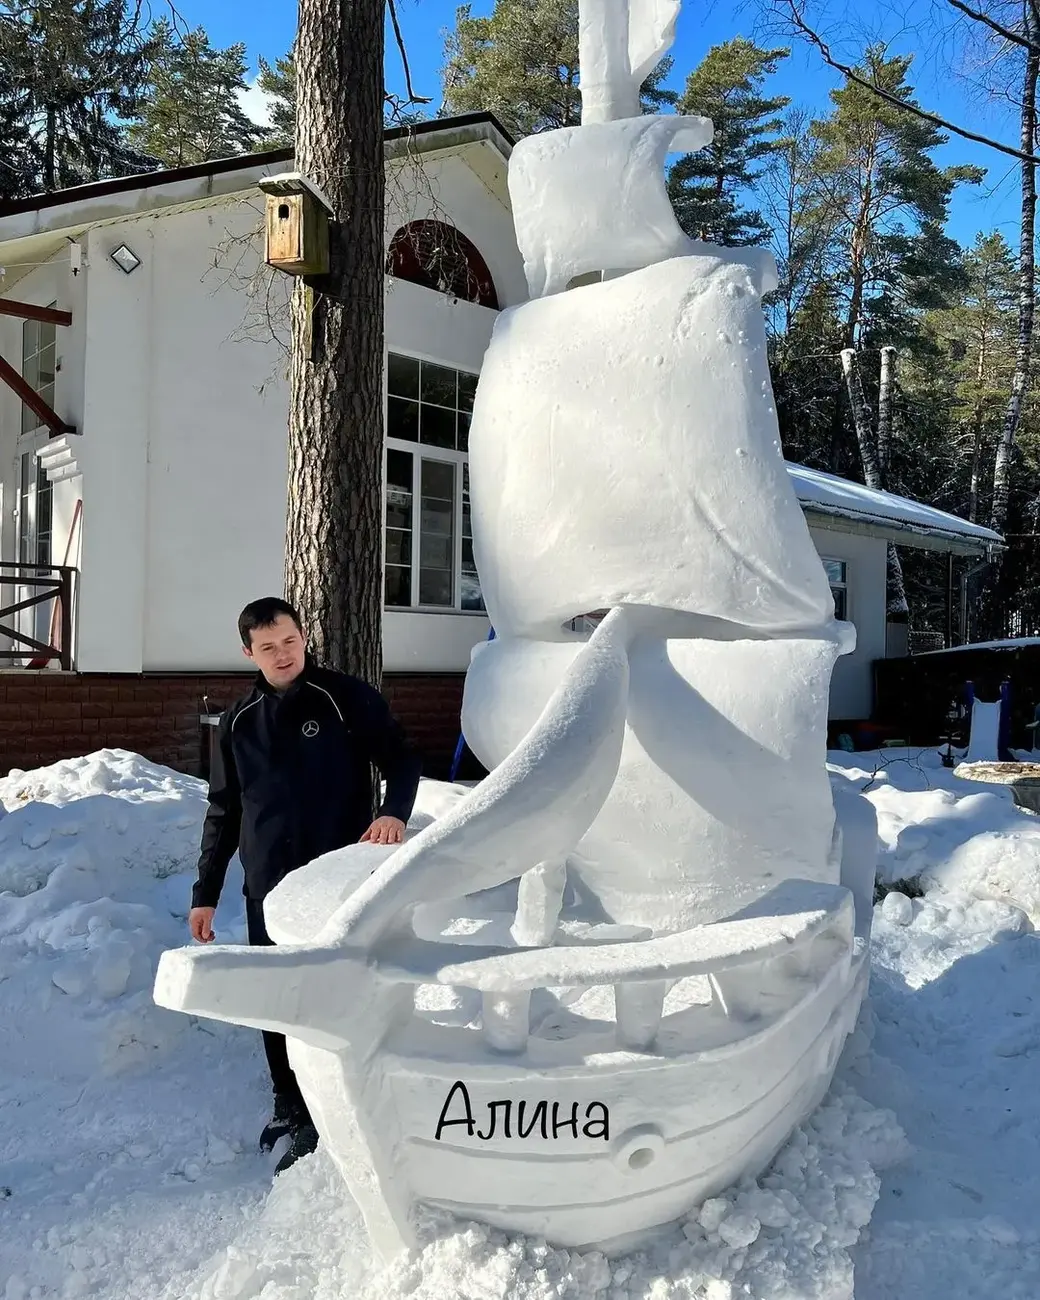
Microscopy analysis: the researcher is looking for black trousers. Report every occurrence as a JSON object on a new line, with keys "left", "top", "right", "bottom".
{"left": 245, "top": 897, "right": 311, "bottom": 1119}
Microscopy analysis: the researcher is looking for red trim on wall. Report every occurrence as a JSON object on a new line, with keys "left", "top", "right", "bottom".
{"left": 0, "top": 671, "right": 468, "bottom": 780}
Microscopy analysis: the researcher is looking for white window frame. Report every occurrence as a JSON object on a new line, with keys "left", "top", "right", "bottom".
{"left": 21, "top": 311, "right": 57, "bottom": 437}
{"left": 822, "top": 557, "right": 849, "bottom": 621}
{"left": 383, "top": 350, "right": 485, "bottom": 615}
{"left": 13, "top": 311, "right": 58, "bottom": 653}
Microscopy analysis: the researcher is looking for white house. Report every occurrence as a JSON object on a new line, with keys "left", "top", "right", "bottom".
{"left": 0, "top": 112, "right": 1002, "bottom": 775}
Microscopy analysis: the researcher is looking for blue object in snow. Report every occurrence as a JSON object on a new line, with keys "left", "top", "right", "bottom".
{"left": 963, "top": 678, "right": 1014, "bottom": 761}
{"left": 448, "top": 624, "right": 495, "bottom": 782}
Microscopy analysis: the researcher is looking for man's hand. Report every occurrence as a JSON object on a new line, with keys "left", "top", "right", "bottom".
{"left": 360, "top": 816, "right": 406, "bottom": 846}
{"left": 189, "top": 907, "right": 216, "bottom": 943}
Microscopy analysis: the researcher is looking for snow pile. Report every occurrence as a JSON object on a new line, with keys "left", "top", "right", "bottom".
{"left": 839, "top": 757, "right": 1040, "bottom": 1298}
{"left": 7, "top": 745, "right": 1040, "bottom": 1299}
{"left": 836, "top": 746, "right": 1040, "bottom": 920}
{"left": 0, "top": 749, "right": 218, "bottom": 1079}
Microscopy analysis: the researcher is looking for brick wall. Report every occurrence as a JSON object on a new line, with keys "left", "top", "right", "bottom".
{"left": 0, "top": 670, "right": 469, "bottom": 780}
{"left": 0, "top": 672, "right": 254, "bottom": 776}
{"left": 383, "top": 672, "right": 474, "bottom": 779}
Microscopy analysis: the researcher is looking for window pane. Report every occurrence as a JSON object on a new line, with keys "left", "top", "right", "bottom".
{"left": 387, "top": 447, "right": 413, "bottom": 491}
{"left": 37, "top": 341, "right": 55, "bottom": 390}
{"left": 419, "top": 569, "right": 453, "bottom": 606}
{"left": 387, "top": 353, "right": 419, "bottom": 399}
{"left": 22, "top": 319, "right": 38, "bottom": 363}
{"left": 386, "top": 448, "right": 413, "bottom": 531}
{"left": 422, "top": 531, "right": 453, "bottom": 569}
{"left": 385, "top": 565, "right": 411, "bottom": 607}
{"left": 385, "top": 527, "right": 411, "bottom": 566}
{"left": 420, "top": 402, "right": 455, "bottom": 449}
{"left": 457, "top": 371, "right": 478, "bottom": 412}
{"left": 419, "top": 459, "right": 455, "bottom": 607}
{"left": 420, "top": 495, "right": 453, "bottom": 536}
{"left": 461, "top": 573, "right": 485, "bottom": 611}
{"left": 387, "top": 396, "right": 419, "bottom": 442}
{"left": 18, "top": 454, "right": 33, "bottom": 563}
{"left": 461, "top": 465, "right": 485, "bottom": 611}
{"left": 421, "top": 361, "right": 457, "bottom": 408}
{"left": 822, "top": 559, "right": 846, "bottom": 586}
{"left": 457, "top": 411, "right": 470, "bottom": 453}
{"left": 22, "top": 349, "right": 39, "bottom": 392}
{"left": 832, "top": 587, "right": 848, "bottom": 621}
{"left": 421, "top": 458, "right": 455, "bottom": 503}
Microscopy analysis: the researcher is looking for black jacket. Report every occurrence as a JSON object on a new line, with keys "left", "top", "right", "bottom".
{"left": 191, "top": 659, "right": 421, "bottom": 909}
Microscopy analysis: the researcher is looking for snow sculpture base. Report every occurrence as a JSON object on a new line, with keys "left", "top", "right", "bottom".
{"left": 155, "top": 800, "right": 872, "bottom": 1259}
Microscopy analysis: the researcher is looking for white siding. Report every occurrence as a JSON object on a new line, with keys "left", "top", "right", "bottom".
{"left": 807, "top": 525, "right": 888, "bottom": 719}
{"left": 0, "top": 151, "right": 522, "bottom": 674}
{"left": 0, "top": 253, "right": 85, "bottom": 662}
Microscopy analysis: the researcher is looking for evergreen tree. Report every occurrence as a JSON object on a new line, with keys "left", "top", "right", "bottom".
{"left": 667, "top": 39, "right": 790, "bottom": 245}
{"left": 917, "top": 232, "right": 1019, "bottom": 521}
{"left": 770, "top": 279, "right": 846, "bottom": 467}
{"left": 257, "top": 46, "right": 296, "bottom": 149}
{"left": 441, "top": 0, "right": 676, "bottom": 138}
{"left": 808, "top": 48, "right": 983, "bottom": 355}
{"left": 760, "top": 108, "right": 835, "bottom": 338}
{"left": 768, "top": 50, "right": 982, "bottom": 479}
{"left": 130, "top": 19, "right": 263, "bottom": 167}
{"left": 0, "top": 0, "right": 155, "bottom": 195}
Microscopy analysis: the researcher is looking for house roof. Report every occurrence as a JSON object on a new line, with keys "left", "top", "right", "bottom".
{"left": 789, "top": 463, "right": 1003, "bottom": 557}
{"left": 0, "top": 113, "right": 514, "bottom": 292}
{"left": 0, "top": 112, "right": 513, "bottom": 219}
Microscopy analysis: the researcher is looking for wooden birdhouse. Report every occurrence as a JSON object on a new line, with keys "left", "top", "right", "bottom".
{"left": 258, "top": 172, "right": 332, "bottom": 277}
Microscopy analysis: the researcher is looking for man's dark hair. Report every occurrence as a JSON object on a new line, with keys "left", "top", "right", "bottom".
{"left": 238, "top": 597, "right": 304, "bottom": 648}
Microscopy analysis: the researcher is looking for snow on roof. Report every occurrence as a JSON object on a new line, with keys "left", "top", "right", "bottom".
{"left": 918, "top": 637, "right": 1040, "bottom": 655}
{"left": 788, "top": 463, "right": 1003, "bottom": 551}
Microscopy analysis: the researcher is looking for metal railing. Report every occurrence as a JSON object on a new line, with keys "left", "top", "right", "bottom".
{"left": 0, "top": 563, "right": 75, "bottom": 671}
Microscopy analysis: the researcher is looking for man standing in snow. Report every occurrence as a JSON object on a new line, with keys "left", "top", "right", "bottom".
{"left": 187, "top": 597, "right": 421, "bottom": 1173}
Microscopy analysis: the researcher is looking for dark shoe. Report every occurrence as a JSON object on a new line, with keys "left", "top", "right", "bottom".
{"left": 274, "top": 1122, "right": 318, "bottom": 1174}
{"left": 259, "top": 1092, "right": 305, "bottom": 1152}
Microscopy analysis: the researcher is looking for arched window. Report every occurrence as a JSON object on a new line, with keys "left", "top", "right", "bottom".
{"left": 386, "top": 220, "right": 499, "bottom": 310}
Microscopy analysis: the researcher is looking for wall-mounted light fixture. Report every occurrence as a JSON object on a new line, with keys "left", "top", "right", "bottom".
{"left": 110, "top": 243, "right": 141, "bottom": 275}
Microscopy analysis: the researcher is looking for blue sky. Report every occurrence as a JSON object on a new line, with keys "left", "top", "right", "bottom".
{"left": 179, "top": 0, "right": 1025, "bottom": 248}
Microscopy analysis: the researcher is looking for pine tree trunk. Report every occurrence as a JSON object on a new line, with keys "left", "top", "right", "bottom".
{"left": 44, "top": 105, "right": 56, "bottom": 192}
{"left": 840, "top": 348, "right": 881, "bottom": 490}
{"left": 877, "top": 346, "right": 896, "bottom": 481}
{"left": 284, "top": 0, "right": 385, "bottom": 687}
{"left": 968, "top": 327, "right": 989, "bottom": 522}
{"left": 991, "top": 41, "right": 1038, "bottom": 535}
{"left": 969, "top": 418, "right": 984, "bottom": 524}
{"left": 841, "top": 347, "right": 909, "bottom": 622}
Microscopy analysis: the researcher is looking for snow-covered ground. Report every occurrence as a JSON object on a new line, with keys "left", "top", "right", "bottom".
{"left": 1, "top": 747, "right": 1037, "bottom": 1298}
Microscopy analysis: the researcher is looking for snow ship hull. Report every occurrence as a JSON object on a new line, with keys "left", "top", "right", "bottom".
{"left": 153, "top": 801, "right": 874, "bottom": 1259}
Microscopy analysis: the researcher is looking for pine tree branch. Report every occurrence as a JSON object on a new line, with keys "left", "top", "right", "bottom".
{"left": 386, "top": 0, "right": 431, "bottom": 108}
{"left": 778, "top": 0, "right": 1040, "bottom": 165}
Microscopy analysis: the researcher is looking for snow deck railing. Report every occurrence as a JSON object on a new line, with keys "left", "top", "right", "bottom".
{"left": 156, "top": 878, "right": 855, "bottom": 1057}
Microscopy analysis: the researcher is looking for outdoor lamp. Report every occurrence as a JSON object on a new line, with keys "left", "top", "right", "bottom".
{"left": 109, "top": 243, "right": 141, "bottom": 275}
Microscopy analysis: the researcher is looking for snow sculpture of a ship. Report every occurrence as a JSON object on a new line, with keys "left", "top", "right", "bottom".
{"left": 154, "top": 0, "right": 876, "bottom": 1262}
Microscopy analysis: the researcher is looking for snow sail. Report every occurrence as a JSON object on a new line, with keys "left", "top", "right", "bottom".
{"left": 468, "top": 251, "right": 836, "bottom": 639}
